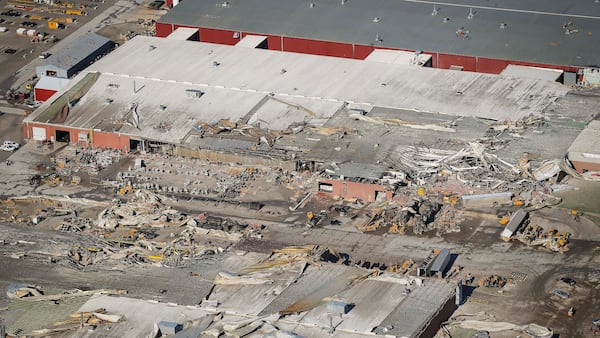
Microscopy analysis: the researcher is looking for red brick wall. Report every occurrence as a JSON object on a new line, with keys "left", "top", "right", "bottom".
{"left": 317, "top": 179, "right": 392, "bottom": 202}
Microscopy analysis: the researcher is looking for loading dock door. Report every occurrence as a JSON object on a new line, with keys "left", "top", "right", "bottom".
{"left": 55, "top": 130, "right": 70, "bottom": 143}
{"left": 32, "top": 127, "right": 46, "bottom": 141}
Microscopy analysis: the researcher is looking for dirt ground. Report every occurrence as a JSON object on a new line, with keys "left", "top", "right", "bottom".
{"left": 0, "top": 113, "right": 24, "bottom": 162}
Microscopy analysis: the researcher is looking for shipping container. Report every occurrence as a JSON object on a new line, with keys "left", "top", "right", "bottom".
{"left": 0, "top": 27, "right": 8, "bottom": 32}
{"left": 16, "top": 27, "right": 27, "bottom": 35}
{"left": 26, "top": 29, "right": 37, "bottom": 36}
{"left": 47, "top": 20, "right": 58, "bottom": 29}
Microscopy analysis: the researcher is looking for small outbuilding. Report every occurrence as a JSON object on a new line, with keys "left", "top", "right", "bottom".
{"left": 35, "top": 33, "right": 114, "bottom": 79}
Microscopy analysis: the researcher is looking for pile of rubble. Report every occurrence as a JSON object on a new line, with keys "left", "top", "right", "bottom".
{"left": 54, "top": 145, "right": 123, "bottom": 176}
{"left": 97, "top": 190, "right": 196, "bottom": 229}
{"left": 513, "top": 224, "right": 571, "bottom": 253}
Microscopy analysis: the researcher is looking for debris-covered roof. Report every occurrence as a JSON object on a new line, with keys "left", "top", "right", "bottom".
{"left": 26, "top": 36, "right": 569, "bottom": 145}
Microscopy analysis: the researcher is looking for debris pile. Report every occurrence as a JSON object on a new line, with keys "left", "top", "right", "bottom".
{"left": 478, "top": 275, "right": 508, "bottom": 288}
{"left": 55, "top": 146, "right": 123, "bottom": 176}
{"left": 96, "top": 190, "right": 196, "bottom": 229}
{"left": 514, "top": 225, "right": 571, "bottom": 253}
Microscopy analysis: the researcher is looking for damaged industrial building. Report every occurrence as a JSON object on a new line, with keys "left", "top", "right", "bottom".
{"left": 2, "top": 2, "right": 600, "bottom": 337}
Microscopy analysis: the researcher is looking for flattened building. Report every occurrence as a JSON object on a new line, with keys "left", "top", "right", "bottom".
{"left": 156, "top": 0, "right": 600, "bottom": 80}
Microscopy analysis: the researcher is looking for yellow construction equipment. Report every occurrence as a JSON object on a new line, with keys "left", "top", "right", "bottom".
{"left": 388, "top": 223, "right": 406, "bottom": 235}
{"left": 306, "top": 212, "right": 314, "bottom": 221}
{"left": 70, "top": 176, "right": 81, "bottom": 185}
{"left": 117, "top": 185, "right": 133, "bottom": 195}
{"left": 124, "top": 229, "right": 138, "bottom": 240}
{"left": 498, "top": 216, "right": 509, "bottom": 225}
{"left": 442, "top": 192, "right": 459, "bottom": 205}
{"left": 25, "top": 83, "right": 33, "bottom": 91}
{"left": 513, "top": 199, "right": 524, "bottom": 206}
{"left": 147, "top": 255, "right": 163, "bottom": 261}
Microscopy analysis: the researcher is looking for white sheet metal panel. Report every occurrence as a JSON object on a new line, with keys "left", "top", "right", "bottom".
{"left": 365, "top": 49, "right": 432, "bottom": 66}
{"left": 32, "top": 127, "right": 46, "bottom": 141}
{"left": 34, "top": 76, "right": 70, "bottom": 91}
{"left": 166, "top": 27, "right": 199, "bottom": 40}
{"left": 235, "top": 35, "right": 267, "bottom": 48}
{"left": 501, "top": 65, "right": 563, "bottom": 82}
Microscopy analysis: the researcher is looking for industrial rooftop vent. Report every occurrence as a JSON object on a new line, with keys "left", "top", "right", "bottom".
{"left": 186, "top": 89, "right": 205, "bottom": 98}
{"left": 217, "top": 1, "right": 231, "bottom": 8}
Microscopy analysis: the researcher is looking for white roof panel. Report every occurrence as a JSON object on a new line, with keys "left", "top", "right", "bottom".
{"left": 167, "top": 27, "right": 199, "bottom": 40}
{"left": 365, "top": 49, "right": 432, "bottom": 66}
{"left": 34, "top": 76, "right": 71, "bottom": 91}
{"left": 235, "top": 35, "right": 268, "bottom": 48}
{"left": 501, "top": 64, "right": 563, "bottom": 82}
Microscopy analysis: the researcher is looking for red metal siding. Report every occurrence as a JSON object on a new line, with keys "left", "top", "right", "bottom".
{"left": 22, "top": 123, "right": 130, "bottom": 151}
{"left": 283, "top": 37, "right": 353, "bottom": 58}
{"left": 437, "top": 53, "right": 478, "bottom": 72}
{"left": 91, "top": 130, "right": 130, "bottom": 151}
{"left": 155, "top": 22, "right": 174, "bottom": 38}
{"left": 266, "top": 35, "right": 282, "bottom": 51}
{"left": 354, "top": 44, "right": 375, "bottom": 59}
{"left": 199, "top": 27, "right": 240, "bottom": 45}
{"left": 34, "top": 88, "right": 57, "bottom": 102}
{"left": 318, "top": 179, "right": 392, "bottom": 202}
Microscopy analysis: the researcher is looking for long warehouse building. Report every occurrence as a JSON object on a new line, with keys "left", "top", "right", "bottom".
{"left": 22, "top": 35, "right": 569, "bottom": 154}
{"left": 156, "top": 0, "right": 600, "bottom": 80}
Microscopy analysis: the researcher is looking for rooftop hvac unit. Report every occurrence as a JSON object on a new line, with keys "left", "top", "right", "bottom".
{"left": 186, "top": 89, "right": 205, "bottom": 98}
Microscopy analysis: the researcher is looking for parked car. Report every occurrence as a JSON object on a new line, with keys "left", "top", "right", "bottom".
{"left": 552, "top": 289, "right": 569, "bottom": 299}
{"left": 4, "top": 48, "right": 17, "bottom": 54}
{"left": 1, "top": 10, "right": 21, "bottom": 17}
{"left": 560, "top": 277, "right": 576, "bottom": 286}
{"left": 0, "top": 140, "right": 20, "bottom": 152}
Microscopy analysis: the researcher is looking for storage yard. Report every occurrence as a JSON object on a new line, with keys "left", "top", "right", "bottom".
{"left": 1, "top": 1, "right": 600, "bottom": 338}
